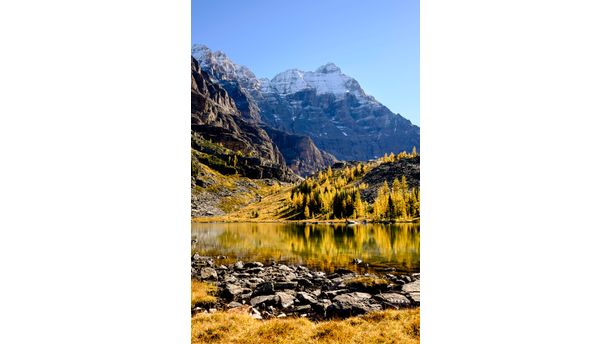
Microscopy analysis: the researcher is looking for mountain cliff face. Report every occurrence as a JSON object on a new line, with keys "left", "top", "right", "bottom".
{"left": 192, "top": 45, "right": 337, "bottom": 176}
{"left": 192, "top": 44, "right": 420, "bottom": 162}
{"left": 191, "top": 56, "right": 298, "bottom": 182}
{"left": 257, "top": 64, "right": 420, "bottom": 161}
{"left": 262, "top": 125, "right": 337, "bottom": 177}
{"left": 192, "top": 45, "right": 262, "bottom": 123}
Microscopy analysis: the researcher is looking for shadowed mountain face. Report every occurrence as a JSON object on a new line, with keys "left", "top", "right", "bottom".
{"left": 192, "top": 46, "right": 337, "bottom": 176}
{"left": 257, "top": 87, "right": 420, "bottom": 161}
{"left": 192, "top": 44, "right": 420, "bottom": 162}
{"left": 191, "top": 57, "right": 298, "bottom": 182}
{"left": 262, "top": 125, "right": 337, "bottom": 177}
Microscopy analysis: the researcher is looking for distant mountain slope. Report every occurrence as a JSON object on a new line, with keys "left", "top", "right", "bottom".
{"left": 192, "top": 44, "right": 420, "bottom": 162}
{"left": 262, "top": 125, "right": 337, "bottom": 177}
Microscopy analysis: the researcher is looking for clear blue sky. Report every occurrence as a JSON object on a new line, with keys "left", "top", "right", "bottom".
{"left": 192, "top": 0, "right": 420, "bottom": 125}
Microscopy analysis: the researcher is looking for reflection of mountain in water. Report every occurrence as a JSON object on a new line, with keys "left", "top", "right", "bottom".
{"left": 191, "top": 222, "right": 420, "bottom": 273}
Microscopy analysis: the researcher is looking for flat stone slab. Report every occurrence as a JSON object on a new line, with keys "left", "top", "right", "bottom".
{"left": 252, "top": 282, "right": 274, "bottom": 296}
{"left": 401, "top": 280, "right": 420, "bottom": 293}
{"left": 333, "top": 292, "right": 372, "bottom": 303}
{"left": 200, "top": 267, "right": 218, "bottom": 280}
{"left": 275, "top": 291, "right": 295, "bottom": 309}
{"left": 323, "top": 289, "right": 348, "bottom": 298}
{"left": 296, "top": 292, "right": 317, "bottom": 304}
{"left": 250, "top": 295, "right": 278, "bottom": 307}
{"left": 374, "top": 293, "right": 411, "bottom": 305}
{"left": 222, "top": 283, "right": 245, "bottom": 300}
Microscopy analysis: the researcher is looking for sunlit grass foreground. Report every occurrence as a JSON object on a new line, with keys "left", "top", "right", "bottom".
{"left": 191, "top": 280, "right": 217, "bottom": 308}
{"left": 192, "top": 279, "right": 419, "bottom": 343}
{"left": 192, "top": 308, "right": 420, "bottom": 344}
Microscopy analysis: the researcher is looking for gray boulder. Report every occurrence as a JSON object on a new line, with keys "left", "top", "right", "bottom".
{"left": 274, "top": 281, "right": 298, "bottom": 290}
{"left": 277, "top": 264, "right": 292, "bottom": 272}
{"left": 408, "top": 292, "right": 420, "bottom": 304}
{"left": 221, "top": 283, "right": 244, "bottom": 300}
{"left": 334, "top": 292, "right": 372, "bottom": 303}
{"left": 312, "top": 299, "right": 332, "bottom": 316}
{"left": 296, "top": 292, "right": 317, "bottom": 304}
{"left": 252, "top": 282, "right": 274, "bottom": 296}
{"left": 244, "top": 261, "right": 264, "bottom": 268}
{"left": 200, "top": 267, "right": 218, "bottom": 281}
{"left": 374, "top": 293, "right": 412, "bottom": 306}
{"left": 323, "top": 289, "right": 348, "bottom": 298}
{"left": 275, "top": 291, "right": 295, "bottom": 309}
{"left": 250, "top": 295, "right": 278, "bottom": 307}
{"left": 327, "top": 292, "right": 382, "bottom": 318}
{"left": 401, "top": 280, "right": 420, "bottom": 293}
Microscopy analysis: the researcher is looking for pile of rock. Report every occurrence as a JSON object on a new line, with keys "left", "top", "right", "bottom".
{"left": 191, "top": 254, "right": 420, "bottom": 320}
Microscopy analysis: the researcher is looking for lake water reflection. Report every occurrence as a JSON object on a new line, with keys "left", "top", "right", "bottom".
{"left": 192, "top": 222, "right": 420, "bottom": 274}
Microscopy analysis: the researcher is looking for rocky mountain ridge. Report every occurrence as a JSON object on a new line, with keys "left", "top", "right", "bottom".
{"left": 192, "top": 46, "right": 338, "bottom": 176}
{"left": 192, "top": 44, "right": 420, "bottom": 162}
{"left": 191, "top": 56, "right": 297, "bottom": 182}
{"left": 192, "top": 45, "right": 263, "bottom": 123}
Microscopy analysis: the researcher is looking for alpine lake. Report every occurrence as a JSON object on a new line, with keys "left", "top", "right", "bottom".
{"left": 192, "top": 222, "right": 420, "bottom": 275}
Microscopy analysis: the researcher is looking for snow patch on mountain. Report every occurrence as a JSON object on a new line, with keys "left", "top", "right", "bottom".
{"left": 268, "top": 64, "right": 367, "bottom": 98}
{"left": 192, "top": 44, "right": 264, "bottom": 92}
{"left": 192, "top": 44, "right": 379, "bottom": 104}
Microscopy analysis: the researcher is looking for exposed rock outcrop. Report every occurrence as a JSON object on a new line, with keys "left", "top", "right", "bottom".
{"left": 191, "top": 256, "right": 420, "bottom": 320}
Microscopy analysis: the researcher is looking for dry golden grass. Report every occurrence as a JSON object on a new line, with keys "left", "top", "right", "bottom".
{"left": 227, "top": 185, "right": 294, "bottom": 220}
{"left": 193, "top": 163, "right": 294, "bottom": 216}
{"left": 191, "top": 280, "right": 217, "bottom": 308}
{"left": 192, "top": 308, "right": 419, "bottom": 344}
{"left": 345, "top": 276, "right": 390, "bottom": 291}
{"left": 194, "top": 184, "right": 296, "bottom": 222}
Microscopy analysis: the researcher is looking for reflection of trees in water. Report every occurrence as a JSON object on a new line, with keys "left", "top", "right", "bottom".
{"left": 277, "top": 223, "right": 420, "bottom": 271}
{"left": 191, "top": 222, "right": 420, "bottom": 272}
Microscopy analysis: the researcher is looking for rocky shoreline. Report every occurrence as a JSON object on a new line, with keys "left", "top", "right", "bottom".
{"left": 191, "top": 254, "right": 420, "bottom": 320}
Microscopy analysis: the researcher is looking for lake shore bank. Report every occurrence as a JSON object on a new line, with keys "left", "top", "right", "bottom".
{"left": 191, "top": 255, "right": 420, "bottom": 321}
{"left": 192, "top": 217, "right": 420, "bottom": 224}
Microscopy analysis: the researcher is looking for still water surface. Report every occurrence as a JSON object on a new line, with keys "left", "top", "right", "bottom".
{"left": 192, "top": 222, "right": 419, "bottom": 274}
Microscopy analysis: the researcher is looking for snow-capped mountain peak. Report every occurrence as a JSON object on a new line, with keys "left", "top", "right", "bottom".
{"left": 191, "top": 44, "right": 259, "bottom": 87}
{"left": 192, "top": 44, "right": 370, "bottom": 100}
{"left": 191, "top": 44, "right": 211, "bottom": 59}
{"left": 190, "top": 43, "right": 419, "bottom": 162}
{"left": 315, "top": 63, "right": 341, "bottom": 74}
{"left": 267, "top": 64, "right": 368, "bottom": 98}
